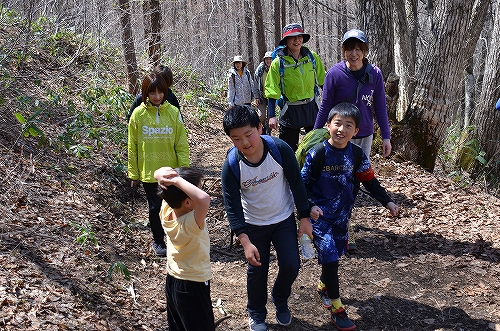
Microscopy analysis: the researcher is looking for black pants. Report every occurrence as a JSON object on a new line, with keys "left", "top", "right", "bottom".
{"left": 143, "top": 182, "right": 165, "bottom": 245}
{"left": 165, "top": 275, "right": 215, "bottom": 331}
{"left": 279, "top": 125, "right": 313, "bottom": 152}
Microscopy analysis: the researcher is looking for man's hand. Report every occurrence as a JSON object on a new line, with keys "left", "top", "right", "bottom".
{"left": 310, "top": 205, "right": 323, "bottom": 220}
{"left": 238, "top": 233, "right": 261, "bottom": 266}
{"left": 154, "top": 167, "right": 178, "bottom": 189}
{"left": 382, "top": 139, "right": 392, "bottom": 157}
{"left": 268, "top": 117, "right": 278, "bottom": 130}
{"left": 297, "top": 217, "right": 313, "bottom": 240}
{"left": 386, "top": 202, "right": 400, "bottom": 216}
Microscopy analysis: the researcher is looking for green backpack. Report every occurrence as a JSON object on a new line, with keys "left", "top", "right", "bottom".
{"left": 295, "top": 128, "right": 363, "bottom": 180}
{"left": 295, "top": 128, "right": 331, "bottom": 168}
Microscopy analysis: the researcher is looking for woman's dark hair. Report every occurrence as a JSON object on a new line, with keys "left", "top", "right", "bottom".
{"left": 223, "top": 105, "right": 261, "bottom": 136}
{"left": 157, "top": 167, "right": 204, "bottom": 209}
{"left": 141, "top": 71, "right": 168, "bottom": 104}
{"left": 327, "top": 102, "right": 362, "bottom": 128}
{"left": 156, "top": 65, "right": 173, "bottom": 88}
{"left": 342, "top": 38, "right": 369, "bottom": 53}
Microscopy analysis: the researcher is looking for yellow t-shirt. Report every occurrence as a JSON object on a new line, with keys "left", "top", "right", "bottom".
{"left": 160, "top": 201, "right": 211, "bottom": 282}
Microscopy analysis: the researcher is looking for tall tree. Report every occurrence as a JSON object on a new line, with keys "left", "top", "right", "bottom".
{"left": 273, "top": 0, "right": 281, "bottom": 46}
{"left": 117, "top": 0, "right": 139, "bottom": 94}
{"left": 474, "top": 2, "right": 500, "bottom": 175}
{"left": 392, "top": 0, "right": 418, "bottom": 121}
{"left": 148, "top": 0, "right": 161, "bottom": 66}
{"left": 253, "top": 0, "right": 266, "bottom": 59}
{"left": 392, "top": 0, "right": 490, "bottom": 171}
{"left": 244, "top": 0, "right": 254, "bottom": 72}
{"left": 337, "top": 1, "right": 348, "bottom": 62}
{"left": 354, "top": 0, "right": 395, "bottom": 79}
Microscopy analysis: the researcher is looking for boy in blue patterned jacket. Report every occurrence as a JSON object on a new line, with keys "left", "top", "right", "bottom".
{"left": 301, "top": 102, "right": 399, "bottom": 331}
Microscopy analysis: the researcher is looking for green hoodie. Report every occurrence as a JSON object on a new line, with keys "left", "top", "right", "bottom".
{"left": 127, "top": 101, "right": 190, "bottom": 183}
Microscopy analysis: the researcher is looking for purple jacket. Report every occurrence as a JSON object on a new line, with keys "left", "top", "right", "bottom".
{"left": 314, "top": 61, "right": 391, "bottom": 140}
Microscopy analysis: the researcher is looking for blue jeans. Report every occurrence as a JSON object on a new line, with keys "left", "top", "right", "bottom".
{"left": 246, "top": 214, "right": 300, "bottom": 321}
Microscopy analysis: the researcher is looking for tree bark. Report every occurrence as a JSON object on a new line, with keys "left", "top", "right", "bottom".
{"left": 392, "top": 0, "right": 418, "bottom": 121}
{"left": 475, "top": 1, "right": 500, "bottom": 174}
{"left": 394, "top": 0, "right": 489, "bottom": 171}
{"left": 274, "top": 0, "right": 281, "bottom": 47}
{"left": 253, "top": 0, "right": 267, "bottom": 58}
{"left": 148, "top": 0, "right": 161, "bottom": 67}
{"left": 117, "top": 0, "right": 139, "bottom": 95}
{"left": 244, "top": 0, "right": 254, "bottom": 72}
{"left": 354, "top": 0, "right": 394, "bottom": 79}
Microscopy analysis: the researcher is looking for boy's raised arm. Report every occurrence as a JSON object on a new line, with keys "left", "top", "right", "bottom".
{"left": 155, "top": 167, "right": 210, "bottom": 227}
{"left": 173, "top": 177, "right": 210, "bottom": 227}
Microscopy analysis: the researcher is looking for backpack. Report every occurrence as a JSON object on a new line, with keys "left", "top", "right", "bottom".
{"left": 231, "top": 69, "right": 252, "bottom": 87}
{"left": 227, "top": 135, "right": 282, "bottom": 183}
{"left": 230, "top": 69, "right": 253, "bottom": 104}
{"left": 271, "top": 45, "right": 320, "bottom": 108}
{"left": 295, "top": 128, "right": 363, "bottom": 180}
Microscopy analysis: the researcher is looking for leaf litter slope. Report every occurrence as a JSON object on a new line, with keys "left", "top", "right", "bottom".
{"left": 1, "top": 105, "right": 499, "bottom": 330}
{"left": 0, "top": 24, "right": 499, "bottom": 331}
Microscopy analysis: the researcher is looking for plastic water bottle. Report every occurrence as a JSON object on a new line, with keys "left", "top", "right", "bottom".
{"left": 300, "top": 234, "right": 314, "bottom": 259}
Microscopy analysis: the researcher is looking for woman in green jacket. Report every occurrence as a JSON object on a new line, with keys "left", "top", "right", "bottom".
{"left": 128, "top": 70, "right": 190, "bottom": 256}
{"left": 265, "top": 23, "right": 326, "bottom": 151}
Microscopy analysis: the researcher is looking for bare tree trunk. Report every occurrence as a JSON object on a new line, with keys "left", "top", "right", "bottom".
{"left": 394, "top": 0, "right": 489, "bottom": 171}
{"left": 274, "top": 0, "right": 281, "bottom": 46}
{"left": 253, "top": 0, "right": 267, "bottom": 58}
{"left": 118, "top": 0, "right": 139, "bottom": 94}
{"left": 245, "top": 0, "right": 254, "bottom": 72}
{"left": 149, "top": 0, "right": 161, "bottom": 66}
{"left": 336, "top": 0, "right": 347, "bottom": 62}
{"left": 281, "top": 0, "right": 286, "bottom": 29}
{"left": 142, "top": 0, "right": 150, "bottom": 49}
{"left": 463, "top": 58, "right": 474, "bottom": 128}
{"left": 475, "top": 1, "right": 500, "bottom": 175}
{"left": 392, "top": 0, "right": 418, "bottom": 121}
{"left": 354, "top": 0, "right": 394, "bottom": 79}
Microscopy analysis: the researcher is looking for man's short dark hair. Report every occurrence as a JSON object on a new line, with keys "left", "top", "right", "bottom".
{"left": 157, "top": 167, "right": 204, "bottom": 209}
{"left": 327, "top": 102, "right": 362, "bottom": 128}
{"left": 223, "top": 105, "right": 261, "bottom": 136}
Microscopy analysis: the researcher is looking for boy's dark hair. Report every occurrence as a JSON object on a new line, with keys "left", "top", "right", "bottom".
{"left": 157, "top": 167, "right": 204, "bottom": 209}
{"left": 327, "top": 102, "right": 362, "bottom": 128}
{"left": 156, "top": 65, "right": 173, "bottom": 88}
{"left": 223, "top": 105, "right": 261, "bottom": 136}
{"left": 141, "top": 71, "right": 168, "bottom": 103}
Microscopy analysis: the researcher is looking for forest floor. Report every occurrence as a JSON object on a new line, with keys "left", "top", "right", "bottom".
{"left": 1, "top": 103, "right": 500, "bottom": 331}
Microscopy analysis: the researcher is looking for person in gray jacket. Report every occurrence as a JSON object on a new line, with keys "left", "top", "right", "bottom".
{"left": 254, "top": 51, "right": 273, "bottom": 134}
{"left": 227, "top": 55, "right": 258, "bottom": 107}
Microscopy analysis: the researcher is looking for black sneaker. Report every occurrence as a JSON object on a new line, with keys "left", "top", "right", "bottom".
{"left": 275, "top": 306, "right": 292, "bottom": 326}
{"left": 152, "top": 242, "right": 166, "bottom": 256}
{"left": 331, "top": 307, "right": 356, "bottom": 330}
{"left": 347, "top": 243, "right": 357, "bottom": 253}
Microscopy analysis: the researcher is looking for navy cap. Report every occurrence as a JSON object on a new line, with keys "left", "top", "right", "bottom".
{"left": 342, "top": 29, "right": 367, "bottom": 44}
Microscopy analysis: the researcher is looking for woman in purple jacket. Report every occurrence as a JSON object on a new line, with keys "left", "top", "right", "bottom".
{"left": 314, "top": 29, "right": 392, "bottom": 158}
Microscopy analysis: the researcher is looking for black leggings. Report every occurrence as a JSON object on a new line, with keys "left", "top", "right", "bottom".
{"left": 321, "top": 261, "right": 340, "bottom": 299}
{"left": 143, "top": 182, "right": 165, "bottom": 244}
{"left": 279, "top": 125, "right": 313, "bottom": 152}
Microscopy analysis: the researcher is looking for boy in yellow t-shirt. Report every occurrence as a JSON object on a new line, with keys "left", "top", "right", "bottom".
{"left": 154, "top": 166, "right": 214, "bottom": 331}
